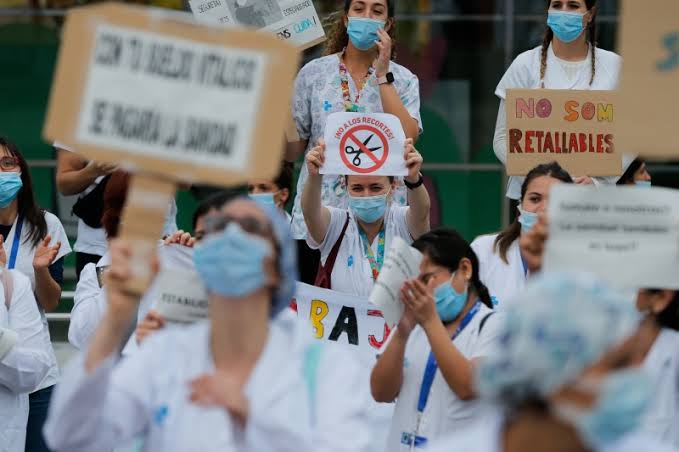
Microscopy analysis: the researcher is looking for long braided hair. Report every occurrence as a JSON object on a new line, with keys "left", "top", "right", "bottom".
{"left": 540, "top": 0, "right": 598, "bottom": 87}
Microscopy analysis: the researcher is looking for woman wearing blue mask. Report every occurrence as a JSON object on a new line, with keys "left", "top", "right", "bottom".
{"left": 287, "top": 0, "right": 422, "bottom": 284}
{"left": 493, "top": 0, "right": 633, "bottom": 202}
{"left": 0, "top": 137, "right": 71, "bottom": 452}
{"left": 426, "top": 272, "right": 677, "bottom": 452}
{"left": 371, "top": 228, "right": 499, "bottom": 452}
{"left": 248, "top": 161, "right": 293, "bottom": 220}
{"left": 45, "top": 197, "right": 314, "bottom": 452}
{"left": 471, "top": 162, "right": 571, "bottom": 307}
{"left": 616, "top": 158, "right": 652, "bottom": 188}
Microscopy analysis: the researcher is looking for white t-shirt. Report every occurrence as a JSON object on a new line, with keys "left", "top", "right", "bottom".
{"left": 492, "top": 44, "right": 624, "bottom": 199}
{"left": 639, "top": 329, "right": 679, "bottom": 448}
{"left": 307, "top": 205, "right": 412, "bottom": 298}
{"left": 3, "top": 211, "right": 72, "bottom": 391}
{"left": 471, "top": 233, "right": 526, "bottom": 308}
{"left": 384, "top": 303, "right": 502, "bottom": 451}
{"left": 54, "top": 141, "right": 178, "bottom": 254}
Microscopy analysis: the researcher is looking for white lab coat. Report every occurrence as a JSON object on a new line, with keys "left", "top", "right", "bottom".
{"left": 44, "top": 321, "right": 313, "bottom": 452}
{"left": 427, "top": 409, "right": 679, "bottom": 452}
{"left": 0, "top": 270, "right": 51, "bottom": 452}
{"left": 492, "top": 44, "right": 632, "bottom": 199}
{"left": 638, "top": 329, "right": 679, "bottom": 447}
{"left": 69, "top": 244, "right": 195, "bottom": 353}
{"left": 471, "top": 233, "right": 525, "bottom": 307}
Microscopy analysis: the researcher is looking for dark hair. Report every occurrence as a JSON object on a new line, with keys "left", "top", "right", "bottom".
{"left": 274, "top": 161, "right": 294, "bottom": 193}
{"left": 344, "top": 175, "right": 395, "bottom": 185}
{"left": 494, "top": 162, "right": 572, "bottom": 264}
{"left": 0, "top": 137, "right": 47, "bottom": 247}
{"left": 412, "top": 228, "right": 493, "bottom": 309}
{"left": 191, "top": 189, "right": 243, "bottom": 230}
{"left": 616, "top": 158, "right": 645, "bottom": 185}
{"left": 540, "top": 0, "right": 598, "bottom": 86}
{"left": 656, "top": 291, "right": 679, "bottom": 331}
{"left": 324, "top": 0, "right": 397, "bottom": 58}
{"left": 101, "top": 171, "right": 130, "bottom": 239}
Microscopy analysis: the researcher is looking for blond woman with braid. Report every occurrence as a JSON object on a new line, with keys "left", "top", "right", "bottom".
{"left": 493, "top": 0, "right": 632, "bottom": 201}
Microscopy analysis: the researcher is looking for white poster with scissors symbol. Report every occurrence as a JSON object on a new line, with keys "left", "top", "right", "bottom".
{"left": 321, "top": 112, "right": 407, "bottom": 176}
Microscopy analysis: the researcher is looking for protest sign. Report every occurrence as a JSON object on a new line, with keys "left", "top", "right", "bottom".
{"left": 153, "top": 268, "right": 209, "bottom": 323}
{"left": 43, "top": 3, "right": 299, "bottom": 292}
{"left": 293, "top": 283, "right": 391, "bottom": 359}
{"left": 505, "top": 89, "right": 621, "bottom": 176}
{"left": 543, "top": 185, "right": 679, "bottom": 289}
{"left": 322, "top": 112, "right": 407, "bottom": 176}
{"left": 616, "top": 0, "right": 679, "bottom": 157}
{"left": 188, "top": 0, "right": 325, "bottom": 50}
{"left": 369, "top": 237, "right": 422, "bottom": 327}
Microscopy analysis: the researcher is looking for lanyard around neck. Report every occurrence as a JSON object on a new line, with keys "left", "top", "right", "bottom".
{"left": 357, "top": 226, "right": 385, "bottom": 281}
{"left": 339, "top": 53, "right": 374, "bottom": 112}
{"left": 8, "top": 216, "right": 23, "bottom": 270}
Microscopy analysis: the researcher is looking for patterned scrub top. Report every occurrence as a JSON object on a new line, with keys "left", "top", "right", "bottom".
{"left": 290, "top": 53, "right": 423, "bottom": 240}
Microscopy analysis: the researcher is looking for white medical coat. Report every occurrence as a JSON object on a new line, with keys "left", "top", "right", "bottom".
{"left": 492, "top": 44, "right": 628, "bottom": 199}
{"left": 0, "top": 270, "right": 51, "bottom": 452}
{"left": 471, "top": 233, "right": 525, "bottom": 308}
{"left": 45, "top": 321, "right": 313, "bottom": 452}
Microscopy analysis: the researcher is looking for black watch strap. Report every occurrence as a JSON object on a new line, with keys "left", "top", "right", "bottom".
{"left": 404, "top": 174, "right": 424, "bottom": 190}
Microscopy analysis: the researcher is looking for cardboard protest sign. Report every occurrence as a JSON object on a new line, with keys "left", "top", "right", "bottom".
{"left": 43, "top": 3, "right": 300, "bottom": 292}
{"left": 293, "top": 283, "right": 392, "bottom": 359}
{"left": 616, "top": 0, "right": 679, "bottom": 157}
{"left": 188, "top": 0, "right": 325, "bottom": 50}
{"left": 322, "top": 112, "right": 407, "bottom": 176}
{"left": 506, "top": 89, "right": 622, "bottom": 176}
{"left": 369, "top": 237, "right": 422, "bottom": 327}
{"left": 543, "top": 185, "right": 679, "bottom": 289}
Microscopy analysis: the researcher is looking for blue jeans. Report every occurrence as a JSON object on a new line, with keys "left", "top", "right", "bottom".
{"left": 26, "top": 385, "right": 54, "bottom": 452}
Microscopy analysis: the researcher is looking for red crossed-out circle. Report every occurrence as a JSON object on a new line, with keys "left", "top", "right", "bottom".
{"left": 339, "top": 124, "right": 389, "bottom": 174}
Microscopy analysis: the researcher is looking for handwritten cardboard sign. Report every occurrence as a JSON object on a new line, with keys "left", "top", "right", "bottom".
{"left": 322, "top": 112, "right": 407, "bottom": 176}
{"left": 188, "top": 0, "right": 325, "bottom": 50}
{"left": 506, "top": 89, "right": 622, "bottom": 176}
{"left": 543, "top": 184, "right": 679, "bottom": 289}
{"left": 293, "top": 283, "right": 391, "bottom": 359}
{"left": 43, "top": 3, "right": 300, "bottom": 292}
{"left": 617, "top": 0, "right": 679, "bottom": 157}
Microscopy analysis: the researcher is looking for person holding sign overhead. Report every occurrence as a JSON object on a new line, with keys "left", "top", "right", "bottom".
{"left": 493, "top": 0, "right": 627, "bottom": 201}
{"left": 288, "top": 0, "right": 422, "bottom": 282}
{"left": 45, "top": 198, "right": 313, "bottom": 452}
{"left": 371, "top": 228, "right": 499, "bottom": 451}
{"left": 471, "top": 162, "right": 572, "bottom": 306}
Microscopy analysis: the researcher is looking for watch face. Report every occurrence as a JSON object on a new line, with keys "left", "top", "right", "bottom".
{"left": 386, "top": 72, "right": 395, "bottom": 83}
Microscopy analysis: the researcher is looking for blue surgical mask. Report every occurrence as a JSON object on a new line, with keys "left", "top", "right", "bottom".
{"left": 0, "top": 172, "right": 22, "bottom": 208}
{"left": 348, "top": 192, "right": 388, "bottom": 224}
{"left": 193, "top": 222, "right": 272, "bottom": 298}
{"left": 547, "top": 10, "right": 586, "bottom": 44}
{"left": 347, "top": 17, "right": 385, "bottom": 51}
{"left": 517, "top": 206, "right": 538, "bottom": 234}
{"left": 635, "top": 180, "right": 652, "bottom": 188}
{"left": 249, "top": 192, "right": 276, "bottom": 207}
{"left": 433, "top": 273, "right": 468, "bottom": 322}
{"left": 555, "top": 369, "right": 652, "bottom": 450}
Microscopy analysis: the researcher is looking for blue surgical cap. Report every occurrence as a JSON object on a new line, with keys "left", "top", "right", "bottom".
{"left": 476, "top": 272, "right": 640, "bottom": 406}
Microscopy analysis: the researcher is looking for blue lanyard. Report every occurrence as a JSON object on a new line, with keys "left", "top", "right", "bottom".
{"left": 520, "top": 253, "right": 529, "bottom": 278}
{"left": 8, "top": 216, "right": 23, "bottom": 270}
{"left": 416, "top": 301, "right": 482, "bottom": 414}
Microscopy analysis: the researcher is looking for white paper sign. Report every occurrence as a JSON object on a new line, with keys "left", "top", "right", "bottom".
{"left": 369, "top": 237, "right": 423, "bottom": 327}
{"left": 188, "top": 0, "right": 325, "bottom": 49}
{"left": 153, "top": 268, "right": 210, "bottom": 323}
{"left": 544, "top": 185, "right": 679, "bottom": 289}
{"left": 293, "top": 282, "right": 392, "bottom": 359}
{"left": 322, "top": 112, "right": 407, "bottom": 177}
{"left": 76, "top": 24, "right": 266, "bottom": 172}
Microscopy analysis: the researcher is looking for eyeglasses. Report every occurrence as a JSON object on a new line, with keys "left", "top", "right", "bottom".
{"left": 0, "top": 156, "right": 19, "bottom": 171}
{"left": 202, "top": 214, "right": 271, "bottom": 237}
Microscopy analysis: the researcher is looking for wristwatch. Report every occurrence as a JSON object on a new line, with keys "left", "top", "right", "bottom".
{"left": 377, "top": 72, "right": 395, "bottom": 85}
{"left": 404, "top": 173, "right": 424, "bottom": 190}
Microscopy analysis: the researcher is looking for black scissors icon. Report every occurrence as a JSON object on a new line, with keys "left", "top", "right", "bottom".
{"left": 344, "top": 133, "right": 382, "bottom": 166}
